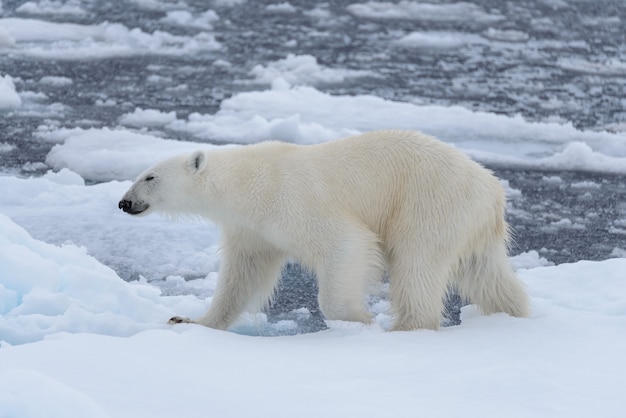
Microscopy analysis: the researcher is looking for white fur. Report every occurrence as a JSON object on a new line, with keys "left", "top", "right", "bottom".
{"left": 120, "top": 130, "right": 530, "bottom": 331}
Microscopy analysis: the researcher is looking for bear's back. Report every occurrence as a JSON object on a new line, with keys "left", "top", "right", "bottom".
{"left": 284, "top": 131, "right": 499, "bottom": 236}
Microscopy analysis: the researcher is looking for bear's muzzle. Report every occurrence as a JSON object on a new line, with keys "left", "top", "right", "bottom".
{"left": 119, "top": 199, "right": 132, "bottom": 212}
{"left": 118, "top": 199, "right": 149, "bottom": 215}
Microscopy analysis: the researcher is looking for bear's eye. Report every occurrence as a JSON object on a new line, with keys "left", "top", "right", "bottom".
{"left": 145, "top": 175, "right": 154, "bottom": 182}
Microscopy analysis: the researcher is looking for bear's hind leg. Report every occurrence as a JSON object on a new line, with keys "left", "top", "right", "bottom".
{"left": 387, "top": 249, "right": 451, "bottom": 331}
{"left": 315, "top": 224, "right": 384, "bottom": 324}
{"left": 454, "top": 240, "right": 530, "bottom": 318}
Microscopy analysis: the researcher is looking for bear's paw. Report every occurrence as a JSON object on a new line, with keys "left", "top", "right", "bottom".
{"left": 168, "top": 316, "right": 194, "bottom": 325}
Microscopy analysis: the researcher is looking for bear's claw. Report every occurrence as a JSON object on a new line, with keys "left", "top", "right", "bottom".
{"left": 168, "top": 316, "right": 193, "bottom": 325}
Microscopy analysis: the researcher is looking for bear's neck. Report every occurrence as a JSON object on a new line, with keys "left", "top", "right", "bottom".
{"left": 195, "top": 151, "right": 274, "bottom": 229}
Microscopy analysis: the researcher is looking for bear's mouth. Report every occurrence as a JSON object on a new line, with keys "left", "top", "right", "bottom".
{"left": 128, "top": 205, "right": 149, "bottom": 215}
{"left": 119, "top": 200, "right": 149, "bottom": 215}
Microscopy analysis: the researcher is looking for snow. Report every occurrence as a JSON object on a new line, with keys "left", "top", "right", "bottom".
{"left": 0, "top": 213, "right": 625, "bottom": 417}
{"left": 0, "top": 212, "right": 207, "bottom": 345}
{"left": 0, "top": 370, "right": 109, "bottom": 418}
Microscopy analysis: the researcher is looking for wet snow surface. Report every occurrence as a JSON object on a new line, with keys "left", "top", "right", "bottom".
{"left": 1, "top": 1, "right": 626, "bottom": 416}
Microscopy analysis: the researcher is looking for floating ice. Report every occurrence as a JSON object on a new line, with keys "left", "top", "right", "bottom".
{"left": 0, "top": 18, "right": 221, "bottom": 59}
{"left": 248, "top": 54, "right": 375, "bottom": 86}
{"left": 39, "top": 76, "right": 73, "bottom": 86}
{"left": 39, "top": 84, "right": 626, "bottom": 178}
{"left": 0, "top": 24, "right": 15, "bottom": 47}
{"left": 0, "top": 142, "right": 16, "bottom": 153}
{"left": 304, "top": 6, "right": 332, "bottom": 20}
{"left": 129, "top": 0, "right": 192, "bottom": 11}
{"left": 0, "top": 74, "right": 21, "bottom": 109}
{"left": 265, "top": 2, "right": 297, "bottom": 13}
{"left": 119, "top": 108, "right": 178, "bottom": 129}
{"left": 44, "top": 128, "right": 214, "bottom": 181}
{"left": 509, "top": 250, "right": 554, "bottom": 269}
{"left": 482, "top": 28, "right": 530, "bottom": 42}
{"left": 160, "top": 9, "right": 219, "bottom": 30}
{"left": 557, "top": 58, "right": 626, "bottom": 76}
{"left": 164, "top": 85, "right": 626, "bottom": 173}
{"left": 15, "top": 0, "right": 87, "bottom": 16}
{"left": 213, "top": 0, "right": 247, "bottom": 6}
{"left": 347, "top": 1, "right": 505, "bottom": 23}
{"left": 394, "top": 31, "right": 485, "bottom": 49}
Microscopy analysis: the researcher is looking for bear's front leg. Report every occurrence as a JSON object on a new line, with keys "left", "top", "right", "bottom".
{"left": 169, "top": 230, "right": 285, "bottom": 330}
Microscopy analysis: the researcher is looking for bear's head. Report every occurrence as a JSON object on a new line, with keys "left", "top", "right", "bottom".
{"left": 119, "top": 150, "right": 207, "bottom": 217}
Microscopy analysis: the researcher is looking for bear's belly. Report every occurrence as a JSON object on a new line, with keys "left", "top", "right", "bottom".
{"left": 258, "top": 224, "right": 293, "bottom": 252}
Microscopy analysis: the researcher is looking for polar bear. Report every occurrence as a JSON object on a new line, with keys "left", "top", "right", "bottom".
{"left": 119, "top": 130, "right": 529, "bottom": 331}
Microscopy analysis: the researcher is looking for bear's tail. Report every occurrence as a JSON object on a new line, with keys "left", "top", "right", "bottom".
{"left": 453, "top": 236, "right": 530, "bottom": 319}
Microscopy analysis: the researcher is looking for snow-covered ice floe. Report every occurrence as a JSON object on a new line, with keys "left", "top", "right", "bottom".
{"left": 0, "top": 211, "right": 625, "bottom": 417}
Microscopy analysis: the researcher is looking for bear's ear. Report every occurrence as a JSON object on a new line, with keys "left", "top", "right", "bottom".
{"left": 188, "top": 150, "right": 207, "bottom": 173}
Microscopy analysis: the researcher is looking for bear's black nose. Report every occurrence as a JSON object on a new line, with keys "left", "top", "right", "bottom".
{"left": 119, "top": 200, "right": 132, "bottom": 213}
